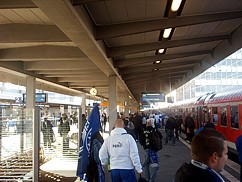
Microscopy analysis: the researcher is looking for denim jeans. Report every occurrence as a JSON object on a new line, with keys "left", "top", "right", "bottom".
{"left": 143, "top": 149, "right": 159, "bottom": 182}
{"left": 110, "top": 169, "right": 137, "bottom": 182}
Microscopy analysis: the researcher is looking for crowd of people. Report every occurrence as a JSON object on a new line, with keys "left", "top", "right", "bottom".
{"left": 42, "top": 108, "right": 238, "bottom": 182}
{"left": 77, "top": 108, "right": 235, "bottom": 182}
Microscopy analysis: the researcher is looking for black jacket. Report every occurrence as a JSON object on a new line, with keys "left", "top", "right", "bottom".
{"left": 139, "top": 126, "right": 156, "bottom": 150}
{"left": 175, "top": 162, "right": 223, "bottom": 182}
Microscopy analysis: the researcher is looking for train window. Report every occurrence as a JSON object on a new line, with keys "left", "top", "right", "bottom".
{"left": 212, "top": 107, "right": 218, "bottom": 125}
{"left": 220, "top": 106, "right": 227, "bottom": 126}
{"left": 230, "top": 106, "right": 239, "bottom": 129}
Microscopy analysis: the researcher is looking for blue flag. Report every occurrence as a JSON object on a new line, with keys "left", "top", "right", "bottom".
{"left": 76, "top": 104, "right": 101, "bottom": 180}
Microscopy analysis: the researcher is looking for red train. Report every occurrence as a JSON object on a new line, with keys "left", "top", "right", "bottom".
{"left": 168, "top": 90, "right": 242, "bottom": 154}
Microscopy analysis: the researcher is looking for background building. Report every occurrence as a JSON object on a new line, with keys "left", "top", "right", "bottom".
{"left": 176, "top": 48, "right": 242, "bottom": 101}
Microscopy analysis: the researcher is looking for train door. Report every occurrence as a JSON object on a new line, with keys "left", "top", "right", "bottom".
{"left": 230, "top": 105, "right": 239, "bottom": 129}
{"left": 211, "top": 106, "right": 218, "bottom": 125}
{"left": 196, "top": 106, "right": 209, "bottom": 127}
{"left": 220, "top": 106, "right": 228, "bottom": 127}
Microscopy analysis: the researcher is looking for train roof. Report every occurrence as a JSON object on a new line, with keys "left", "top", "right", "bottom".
{"left": 169, "top": 97, "right": 198, "bottom": 108}
{"left": 197, "top": 92, "right": 216, "bottom": 105}
{"left": 208, "top": 90, "right": 242, "bottom": 104}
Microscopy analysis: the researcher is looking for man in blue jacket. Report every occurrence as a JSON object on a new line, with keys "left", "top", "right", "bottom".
{"left": 236, "top": 135, "right": 242, "bottom": 182}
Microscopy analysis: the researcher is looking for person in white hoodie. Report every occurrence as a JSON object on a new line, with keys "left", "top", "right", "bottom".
{"left": 99, "top": 119, "right": 143, "bottom": 182}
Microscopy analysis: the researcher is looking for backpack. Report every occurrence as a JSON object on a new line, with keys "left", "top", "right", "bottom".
{"left": 149, "top": 130, "right": 163, "bottom": 151}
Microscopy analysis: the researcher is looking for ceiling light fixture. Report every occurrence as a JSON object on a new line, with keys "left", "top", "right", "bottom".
{"left": 171, "top": 0, "right": 182, "bottom": 11}
{"left": 163, "top": 28, "right": 172, "bottom": 38}
{"left": 158, "top": 48, "right": 165, "bottom": 54}
{"left": 155, "top": 60, "right": 162, "bottom": 64}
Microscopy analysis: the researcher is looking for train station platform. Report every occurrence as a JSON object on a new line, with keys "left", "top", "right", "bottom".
{"left": 40, "top": 128, "right": 240, "bottom": 182}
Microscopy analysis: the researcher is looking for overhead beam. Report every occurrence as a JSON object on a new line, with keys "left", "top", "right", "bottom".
{"left": 0, "top": 61, "right": 70, "bottom": 87}
{"left": 0, "top": 45, "right": 88, "bottom": 61}
{"left": 95, "top": 11, "right": 242, "bottom": 40}
{"left": 71, "top": 0, "right": 105, "bottom": 6}
{"left": 68, "top": 82, "right": 108, "bottom": 86}
{"left": 44, "top": 73, "right": 106, "bottom": 77}
{"left": 35, "top": 70, "right": 103, "bottom": 75}
{"left": 24, "top": 60, "right": 96, "bottom": 70}
{"left": 127, "top": 78, "right": 176, "bottom": 88}
{"left": 107, "top": 35, "right": 229, "bottom": 57}
{"left": 31, "top": 0, "right": 116, "bottom": 77}
{"left": 119, "top": 61, "right": 198, "bottom": 75}
{"left": 0, "top": 24, "right": 70, "bottom": 43}
{"left": 70, "top": 85, "right": 108, "bottom": 89}
{"left": 123, "top": 70, "right": 188, "bottom": 81}
{"left": 114, "top": 50, "right": 211, "bottom": 68}
{"left": 126, "top": 74, "right": 183, "bottom": 85}
{"left": 0, "top": 0, "right": 37, "bottom": 9}
{"left": 58, "top": 76, "right": 107, "bottom": 82}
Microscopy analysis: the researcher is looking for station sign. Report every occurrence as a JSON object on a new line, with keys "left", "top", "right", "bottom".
{"left": 141, "top": 92, "right": 165, "bottom": 106}
{"left": 23, "top": 93, "right": 48, "bottom": 103}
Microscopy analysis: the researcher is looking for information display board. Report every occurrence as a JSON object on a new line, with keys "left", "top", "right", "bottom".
{"left": 23, "top": 93, "right": 47, "bottom": 103}
{"left": 141, "top": 92, "right": 165, "bottom": 106}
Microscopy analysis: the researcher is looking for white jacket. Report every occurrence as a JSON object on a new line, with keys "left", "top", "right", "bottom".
{"left": 99, "top": 128, "right": 143, "bottom": 173}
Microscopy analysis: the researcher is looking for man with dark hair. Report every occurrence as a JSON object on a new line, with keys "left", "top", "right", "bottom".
{"left": 184, "top": 113, "right": 195, "bottom": 143}
{"left": 175, "top": 128, "right": 228, "bottom": 182}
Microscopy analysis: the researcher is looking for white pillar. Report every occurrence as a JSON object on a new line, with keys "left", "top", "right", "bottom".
{"left": 124, "top": 92, "right": 129, "bottom": 117}
{"left": 109, "top": 76, "right": 117, "bottom": 131}
{"left": 101, "top": 97, "right": 104, "bottom": 114}
{"left": 26, "top": 76, "right": 36, "bottom": 109}
{"left": 26, "top": 76, "right": 39, "bottom": 182}
{"left": 130, "top": 100, "right": 133, "bottom": 114}
{"left": 81, "top": 93, "right": 86, "bottom": 114}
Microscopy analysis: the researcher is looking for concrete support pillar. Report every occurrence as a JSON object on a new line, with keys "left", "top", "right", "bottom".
{"left": 109, "top": 76, "right": 117, "bottom": 131}
{"left": 81, "top": 93, "right": 86, "bottom": 114}
{"left": 124, "top": 92, "right": 129, "bottom": 117}
{"left": 101, "top": 97, "right": 104, "bottom": 114}
{"left": 130, "top": 99, "right": 135, "bottom": 114}
{"left": 26, "top": 76, "right": 39, "bottom": 182}
{"left": 26, "top": 76, "right": 35, "bottom": 109}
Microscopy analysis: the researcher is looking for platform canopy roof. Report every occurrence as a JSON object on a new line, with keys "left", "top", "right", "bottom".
{"left": 0, "top": 0, "right": 242, "bottom": 104}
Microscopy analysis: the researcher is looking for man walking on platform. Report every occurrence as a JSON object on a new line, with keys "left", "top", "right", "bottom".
{"left": 175, "top": 128, "right": 228, "bottom": 182}
{"left": 99, "top": 119, "right": 143, "bottom": 182}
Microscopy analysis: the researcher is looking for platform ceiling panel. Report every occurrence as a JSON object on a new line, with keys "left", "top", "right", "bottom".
{"left": 0, "top": 0, "right": 241, "bottom": 104}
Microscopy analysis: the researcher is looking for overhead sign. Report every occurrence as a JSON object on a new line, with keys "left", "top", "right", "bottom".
{"left": 141, "top": 92, "right": 165, "bottom": 105}
{"left": 23, "top": 93, "right": 47, "bottom": 103}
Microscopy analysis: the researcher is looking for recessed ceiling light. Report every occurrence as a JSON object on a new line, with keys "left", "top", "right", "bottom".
{"left": 155, "top": 60, "right": 161, "bottom": 64}
{"left": 171, "top": 0, "right": 182, "bottom": 11}
{"left": 158, "top": 49, "right": 164, "bottom": 54}
{"left": 163, "top": 28, "right": 172, "bottom": 38}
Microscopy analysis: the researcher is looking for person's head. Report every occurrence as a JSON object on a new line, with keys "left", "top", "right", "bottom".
{"left": 146, "top": 119, "right": 152, "bottom": 127}
{"left": 191, "top": 128, "right": 228, "bottom": 172}
{"left": 114, "top": 119, "right": 124, "bottom": 128}
{"left": 123, "top": 118, "right": 129, "bottom": 127}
